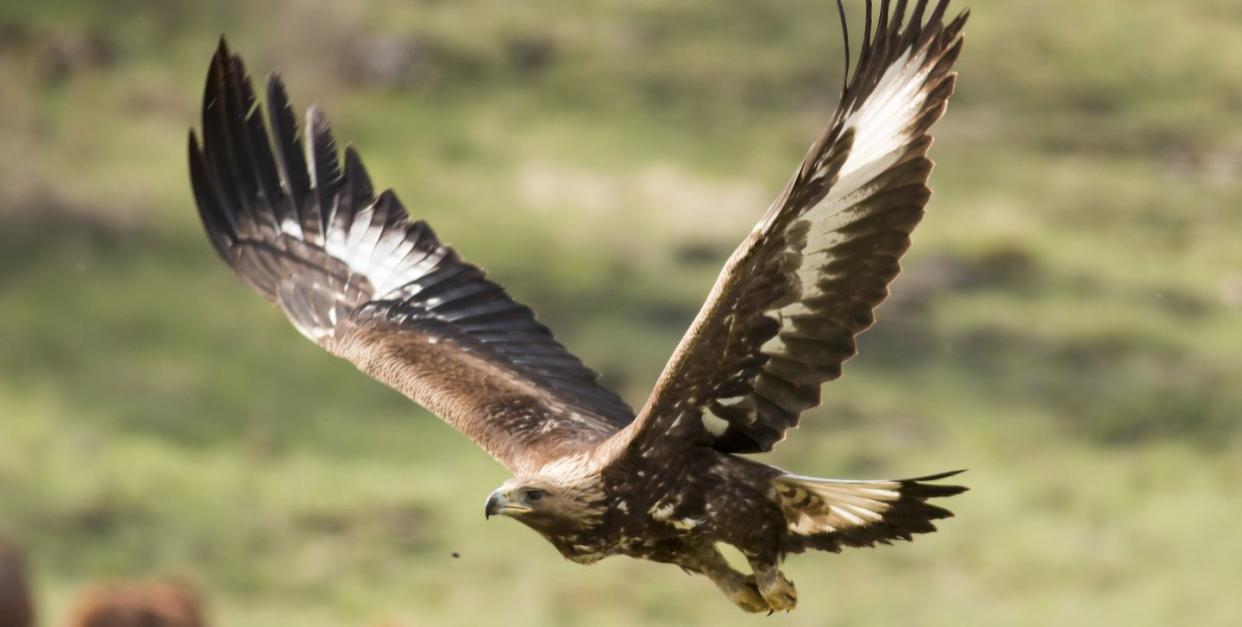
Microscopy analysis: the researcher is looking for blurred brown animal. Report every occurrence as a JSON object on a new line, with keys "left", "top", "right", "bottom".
{"left": 0, "top": 538, "right": 35, "bottom": 627}
{"left": 67, "top": 579, "right": 205, "bottom": 627}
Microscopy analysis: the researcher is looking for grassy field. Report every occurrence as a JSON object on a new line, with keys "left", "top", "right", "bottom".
{"left": 1, "top": 0, "right": 1240, "bottom": 625}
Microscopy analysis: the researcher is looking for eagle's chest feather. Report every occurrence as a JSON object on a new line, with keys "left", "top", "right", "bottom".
{"left": 547, "top": 452, "right": 758, "bottom": 563}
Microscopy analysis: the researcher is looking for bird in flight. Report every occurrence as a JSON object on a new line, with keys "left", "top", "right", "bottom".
{"left": 188, "top": 0, "right": 968, "bottom": 613}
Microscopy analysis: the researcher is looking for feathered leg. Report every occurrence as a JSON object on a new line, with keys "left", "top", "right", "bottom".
{"left": 749, "top": 557, "right": 797, "bottom": 612}
{"left": 693, "top": 465, "right": 797, "bottom": 611}
{"left": 680, "top": 545, "right": 769, "bottom": 613}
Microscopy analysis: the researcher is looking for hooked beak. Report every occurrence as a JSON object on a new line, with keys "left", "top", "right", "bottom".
{"left": 484, "top": 490, "right": 530, "bottom": 519}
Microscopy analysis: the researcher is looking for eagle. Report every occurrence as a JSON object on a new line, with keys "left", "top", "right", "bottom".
{"left": 188, "top": 0, "right": 968, "bottom": 613}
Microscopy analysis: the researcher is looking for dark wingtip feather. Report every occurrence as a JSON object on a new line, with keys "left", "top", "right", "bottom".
{"left": 899, "top": 469, "right": 969, "bottom": 498}
{"left": 265, "top": 72, "right": 312, "bottom": 222}
{"left": 835, "top": 0, "right": 850, "bottom": 94}
{"left": 342, "top": 146, "right": 375, "bottom": 202}
{"left": 307, "top": 104, "right": 343, "bottom": 216}
{"left": 334, "top": 145, "right": 376, "bottom": 235}
{"left": 907, "top": 468, "right": 968, "bottom": 482}
{"left": 187, "top": 129, "right": 233, "bottom": 259}
{"left": 213, "top": 37, "right": 231, "bottom": 73}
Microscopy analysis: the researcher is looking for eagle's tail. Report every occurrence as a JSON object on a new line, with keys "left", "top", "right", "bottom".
{"left": 771, "top": 470, "right": 966, "bottom": 554}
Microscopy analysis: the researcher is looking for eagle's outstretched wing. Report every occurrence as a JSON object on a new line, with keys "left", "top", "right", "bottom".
{"left": 188, "top": 41, "right": 634, "bottom": 474}
{"left": 611, "top": 0, "right": 968, "bottom": 458}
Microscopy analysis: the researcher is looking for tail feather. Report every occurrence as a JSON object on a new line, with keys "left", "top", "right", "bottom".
{"left": 773, "top": 470, "right": 967, "bottom": 554}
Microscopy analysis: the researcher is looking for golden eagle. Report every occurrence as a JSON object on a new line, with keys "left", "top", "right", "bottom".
{"left": 188, "top": 0, "right": 968, "bottom": 613}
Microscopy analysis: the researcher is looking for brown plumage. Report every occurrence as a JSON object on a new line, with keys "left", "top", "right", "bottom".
{"left": 188, "top": 0, "right": 969, "bottom": 613}
{"left": 0, "top": 538, "right": 34, "bottom": 627}
{"left": 67, "top": 579, "right": 205, "bottom": 627}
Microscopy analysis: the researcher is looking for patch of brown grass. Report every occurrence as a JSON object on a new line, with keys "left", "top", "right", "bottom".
{"left": 67, "top": 579, "right": 205, "bottom": 627}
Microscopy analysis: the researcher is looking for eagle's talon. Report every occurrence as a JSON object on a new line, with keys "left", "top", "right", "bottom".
{"left": 725, "top": 574, "right": 770, "bottom": 613}
{"left": 756, "top": 569, "right": 797, "bottom": 612}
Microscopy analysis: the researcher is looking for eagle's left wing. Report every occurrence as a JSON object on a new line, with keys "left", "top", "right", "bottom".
{"left": 189, "top": 42, "right": 635, "bottom": 475}
{"left": 607, "top": 0, "right": 968, "bottom": 459}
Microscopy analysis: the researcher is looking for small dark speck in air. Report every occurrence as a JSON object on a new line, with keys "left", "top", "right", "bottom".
{"left": 451, "top": 552, "right": 461, "bottom": 559}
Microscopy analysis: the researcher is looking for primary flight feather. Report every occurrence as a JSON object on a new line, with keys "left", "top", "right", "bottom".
{"left": 188, "top": 0, "right": 969, "bottom": 612}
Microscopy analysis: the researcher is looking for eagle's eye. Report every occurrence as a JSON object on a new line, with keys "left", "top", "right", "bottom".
{"left": 524, "top": 489, "right": 544, "bottom": 503}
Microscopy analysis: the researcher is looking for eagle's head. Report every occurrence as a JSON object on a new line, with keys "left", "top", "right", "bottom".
{"left": 484, "top": 476, "right": 605, "bottom": 534}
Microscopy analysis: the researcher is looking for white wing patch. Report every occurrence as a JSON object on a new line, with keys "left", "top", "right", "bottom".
{"left": 758, "top": 45, "right": 938, "bottom": 348}
{"left": 701, "top": 411, "right": 731, "bottom": 436}
{"left": 296, "top": 126, "right": 457, "bottom": 301}
{"left": 836, "top": 49, "right": 930, "bottom": 184}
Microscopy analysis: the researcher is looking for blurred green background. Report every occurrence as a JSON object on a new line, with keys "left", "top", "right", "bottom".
{"left": 1, "top": 0, "right": 1240, "bottom": 625}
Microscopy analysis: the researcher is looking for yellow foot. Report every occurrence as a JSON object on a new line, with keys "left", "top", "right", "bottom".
{"left": 758, "top": 571, "right": 797, "bottom": 613}
{"left": 727, "top": 575, "right": 770, "bottom": 613}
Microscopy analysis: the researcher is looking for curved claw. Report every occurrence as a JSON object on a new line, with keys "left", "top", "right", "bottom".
{"left": 757, "top": 569, "right": 797, "bottom": 612}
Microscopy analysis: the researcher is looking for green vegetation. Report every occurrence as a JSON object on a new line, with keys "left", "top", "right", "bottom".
{"left": 1, "top": 1, "right": 1240, "bottom": 625}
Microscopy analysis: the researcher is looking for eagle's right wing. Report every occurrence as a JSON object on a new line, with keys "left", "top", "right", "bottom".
{"left": 189, "top": 42, "right": 635, "bottom": 475}
{"left": 606, "top": 0, "right": 967, "bottom": 460}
